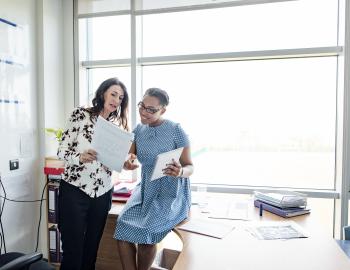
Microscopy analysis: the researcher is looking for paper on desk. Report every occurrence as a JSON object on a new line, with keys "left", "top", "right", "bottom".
{"left": 91, "top": 116, "right": 134, "bottom": 172}
{"left": 113, "top": 181, "right": 137, "bottom": 194}
{"left": 208, "top": 198, "right": 250, "bottom": 221}
{"left": 246, "top": 221, "right": 308, "bottom": 240}
{"left": 177, "top": 218, "right": 235, "bottom": 239}
{"left": 150, "top": 147, "right": 184, "bottom": 181}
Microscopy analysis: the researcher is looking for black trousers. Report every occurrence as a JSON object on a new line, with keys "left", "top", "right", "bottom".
{"left": 58, "top": 180, "right": 112, "bottom": 270}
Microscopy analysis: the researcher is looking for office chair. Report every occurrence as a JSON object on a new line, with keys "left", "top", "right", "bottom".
{"left": 344, "top": 225, "right": 350, "bottom": 240}
{"left": 0, "top": 252, "right": 55, "bottom": 270}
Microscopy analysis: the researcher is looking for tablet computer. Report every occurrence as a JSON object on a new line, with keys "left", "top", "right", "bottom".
{"left": 150, "top": 147, "right": 184, "bottom": 181}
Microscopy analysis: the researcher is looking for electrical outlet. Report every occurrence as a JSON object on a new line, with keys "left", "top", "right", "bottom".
{"left": 9, "top": 159, "right": 19, "bottom": 170}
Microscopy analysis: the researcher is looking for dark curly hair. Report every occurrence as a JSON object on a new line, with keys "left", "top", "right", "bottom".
{"left": 86, "top": 77, "right": 129, "bottom": 130}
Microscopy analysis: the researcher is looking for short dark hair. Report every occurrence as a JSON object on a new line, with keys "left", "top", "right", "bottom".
{"left": 144, "top": 88, "right": 169, "bottom": 106}
{"left": 87, "top": 77, "right": 129, "bottom": 130}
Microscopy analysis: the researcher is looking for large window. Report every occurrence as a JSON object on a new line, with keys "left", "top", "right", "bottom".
{"left": 142, "top": 1, "right": 338, "bottom": 56}
{"left": 142, "top": 57, "right": 337, "bottom": 188}
{"left": 79, "top": 16, "right": 130, "bottom": 61}
{"left": 76, "top": 0, "right": 343, "bottom": 191}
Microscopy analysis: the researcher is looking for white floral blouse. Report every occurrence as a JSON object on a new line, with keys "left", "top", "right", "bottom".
{"left": 57, "top": 107, "right": 113, "bottom": 198}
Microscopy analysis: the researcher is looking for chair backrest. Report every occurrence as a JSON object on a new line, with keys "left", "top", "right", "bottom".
{"left": 0, "top": 252, "right": 42, "bottom": 270}
{"left": 344, "top": 225, "right": 350, "bottom": 240}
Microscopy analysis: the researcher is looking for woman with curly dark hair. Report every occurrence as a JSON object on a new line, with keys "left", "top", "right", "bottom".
{"left": 57, "top": 77, "right": 129, "bottom": 270}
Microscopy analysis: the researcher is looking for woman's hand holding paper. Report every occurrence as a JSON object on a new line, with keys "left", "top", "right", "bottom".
{"left": 80, "top": 149, "right": 97, "bottom": 163}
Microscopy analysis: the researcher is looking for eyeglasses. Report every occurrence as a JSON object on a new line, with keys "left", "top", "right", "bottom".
{"left": 137, "top": 102, "right": 162, "bottom": 114}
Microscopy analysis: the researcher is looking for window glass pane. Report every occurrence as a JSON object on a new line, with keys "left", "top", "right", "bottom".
{"left": 79, "top": 16, "right": 130, "bottom": 61}
{"left": 142, "top": 0, "right": 338, "bottom": 56}
{"left": 142, "top": 57, "right": 337, "bottom": 189}
{"left": 78, "top": 0, "right": 130, "bottom": 15}
{"left": 136, "top": 0, "right": 262, "bottom": 10}
{"left": 78, "top": 19, "right": 87, "bottom": 61}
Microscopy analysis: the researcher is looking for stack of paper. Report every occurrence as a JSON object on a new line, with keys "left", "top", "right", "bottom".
{"left": 254, "top": 200, "right": 310, "bottom": 218}
{"left": 254, "top": 191, "right": 307, "bottom": 208}
{"left": 253, "top": 191, "right": 310, "bottom": 218}
{"left": 112, "top": 182, "right": 135, "bottom": 202}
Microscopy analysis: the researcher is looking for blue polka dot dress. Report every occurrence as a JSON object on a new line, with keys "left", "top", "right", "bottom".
{"left": 114, "top": 120, "right": 191, "bottom": 244}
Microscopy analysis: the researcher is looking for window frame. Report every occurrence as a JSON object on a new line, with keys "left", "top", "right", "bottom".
{"left": 73, "top": 0, "right": 350, "bottom": 238}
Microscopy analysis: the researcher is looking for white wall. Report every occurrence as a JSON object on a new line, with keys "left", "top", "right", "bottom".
{"left": 37, "top": 0, "right": 74, "bottom": 132}
{"left": 0, "top": 0, "right": 74, "bottom": 257}
{"left": 37, "top": 0, "right": 74, "bottom": 257}
{"left": 63, "top": 0, "right": 75, "bottom": 117}
{"left": 0, "top": 0, "right": 41, "bottom": 253}
{"left": 43, "top": 0, "right": 65, "bottom": 129}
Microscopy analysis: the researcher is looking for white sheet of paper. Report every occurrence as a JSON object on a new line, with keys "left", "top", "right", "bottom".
{"left": 246, "top": 221, "right": 309, "bottom": 240}
{"left": 208, "top": 198, "right": 250, "bottom": 221}
{"left": 177, "top": 218, "right": 235, "bottom": 239}
{"left": 91, "top": 116, "right": 134, "bottom": 172}
{"left": 150, "top": 147, "right": 184, "bottom": 181}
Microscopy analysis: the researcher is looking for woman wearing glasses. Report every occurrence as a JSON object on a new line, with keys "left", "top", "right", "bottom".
{"left": 114, "top": 88, "right": 194, "bottom": 270}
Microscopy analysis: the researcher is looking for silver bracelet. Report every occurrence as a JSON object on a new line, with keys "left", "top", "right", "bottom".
{"left": 179, "top": 167, "right": 184, "bottom": 177}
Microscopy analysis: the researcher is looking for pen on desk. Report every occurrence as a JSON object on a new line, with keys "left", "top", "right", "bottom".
{"left": 259, "top": 203, "right": 263, "bottom": 217}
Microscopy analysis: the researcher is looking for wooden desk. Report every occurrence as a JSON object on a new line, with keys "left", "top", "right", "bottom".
{"left": 97, "top": 196, "right": 350, "bottom": 270}
{"left": 96, "top": 203, "right": 124, "bottom": 270}
{"left": 96, "top": 203, "right": 182, "bottom": 270}
{"left": 173, "top": 202, "right": 350, "bottom": 270}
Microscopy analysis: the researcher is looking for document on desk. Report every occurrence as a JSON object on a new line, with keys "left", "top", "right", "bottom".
{"left": 91, "top": 116, "right": 134, "bottom": 172}
{"left": 177, "top": 218, "right": 235, "bottom": 239}
{"left": 246, "top": 221, "right": 308, "bottom": 240}
{"left": 150, "top": 147, "right": 184, "bottom": 181}
{"left": 208, "top": 198, "right": 251, "bottom": 221}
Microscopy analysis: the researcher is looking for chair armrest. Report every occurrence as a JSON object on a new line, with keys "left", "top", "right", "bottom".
{"left": 0, "top": 252, "right": 42, "bottom": 270}
{"left": 344, "top": 225, "right": 350, "bottom": 240}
